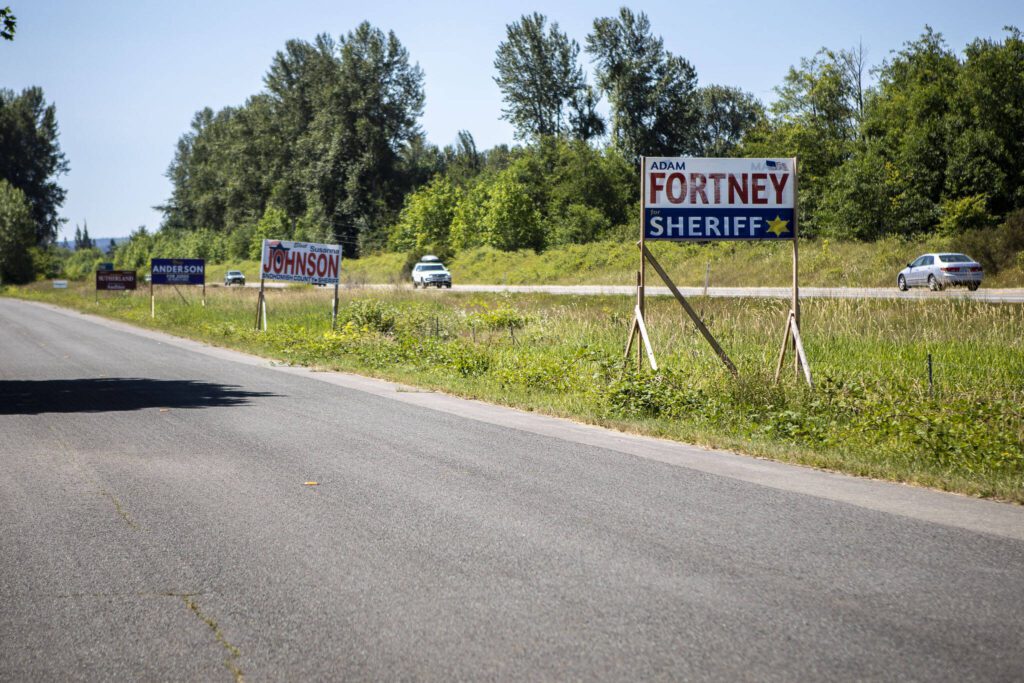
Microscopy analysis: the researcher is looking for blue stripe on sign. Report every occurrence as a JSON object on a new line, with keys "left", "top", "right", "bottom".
{"left": 151, "top": 258, "right": 206, "bottom": 285}
{"left": 644, "top": 208, "right": 796, "bottom": 240}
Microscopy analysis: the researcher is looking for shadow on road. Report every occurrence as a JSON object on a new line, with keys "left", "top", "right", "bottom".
{"left": 0, "top": 378, "right": 277, "bottom": 415}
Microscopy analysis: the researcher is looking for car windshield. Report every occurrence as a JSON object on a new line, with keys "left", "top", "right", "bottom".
{"left": 938, "top": 254, "right": 971, "bottom": 263}
{"left": 228, "top": 271, "right": 242, "bottom": 276}
{"left": 419, "top": 264, "right": 445, "bottom": 271}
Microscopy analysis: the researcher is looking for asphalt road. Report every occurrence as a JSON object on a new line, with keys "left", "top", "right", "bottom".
{"left": 2, "top": 297, "right": 1023, "bottom": 681}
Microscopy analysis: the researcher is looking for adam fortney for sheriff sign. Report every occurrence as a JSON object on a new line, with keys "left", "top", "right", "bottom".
{"left": 260, "top": 240, "right": 341, "bottom": 285}
{"left": 644, "top": 157, "right": 795, "bottom": 241}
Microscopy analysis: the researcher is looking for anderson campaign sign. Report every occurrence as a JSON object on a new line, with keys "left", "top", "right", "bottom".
{"left": 151, "top": 258, "right": 205, "bottom": 285}
{"left": 260, "top": 240, "right": 341, "bottom": 285}
{"left": 644, "top": 157, "right": 795, "bottom": 241}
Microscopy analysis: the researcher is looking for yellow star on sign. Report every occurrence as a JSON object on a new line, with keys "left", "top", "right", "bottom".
{"left": 766, "top": 216, "right": 790, "bottom": 236}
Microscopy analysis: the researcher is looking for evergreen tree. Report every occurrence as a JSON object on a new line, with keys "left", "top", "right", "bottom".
{"left": 81, "top": 220, "right": 93, "bottom": 249}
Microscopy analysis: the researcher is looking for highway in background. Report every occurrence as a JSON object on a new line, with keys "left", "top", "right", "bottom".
{"left": 2, "top": 298, "right": 1023, "bottom": 680}
{"left": 235, "top": 280, "right": 1024, "bottom": 303}
{"left": 408, "top": 283, "right": 1024, "bottom": 303}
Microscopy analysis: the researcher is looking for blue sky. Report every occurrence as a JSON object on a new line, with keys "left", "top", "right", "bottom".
{"left": 4, "top": 0, "right": 1020, "bottom": 240}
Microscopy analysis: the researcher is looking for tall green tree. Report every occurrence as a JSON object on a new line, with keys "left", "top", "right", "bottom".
{"left": 162, "top": 24, "right": 426, "bottom": 256}
{"left": 300, "top": 23, "right": 426, "bottom": 255}
{"left": 697, "top": 85, "right": 764, "bottom": 157}
{"left": 494, "top": 13, "right": 601, "bottom": 141}
{"left": 946, "top": 27, "right": 1024, "bottom": 216}
{"left": 743, "top": 47, "right": 863, "bottom": 233}
{"left": 0, "top": 87, "right": 69, "bottom": 244}
{"left": 441, "top": 130, "right": 483, "bottom": 186}
{"left": 0, "top": 180, "right": 34, "bottom": 283}
{"left": 863, "top": 26, "right": 960, "bottom": 232}
{"left": 586, "top": 8, "right": 700, "bottom": 161}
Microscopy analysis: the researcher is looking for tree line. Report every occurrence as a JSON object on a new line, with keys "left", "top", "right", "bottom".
{"left": 2, "top": 9, "right": 1023, "bottom": 284}
{"left": 156, "top": 10, "right": 1024, "bottom": 262}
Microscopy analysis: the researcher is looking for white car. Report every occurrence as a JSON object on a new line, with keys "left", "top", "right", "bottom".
{"left": 897, "top": 253, "right": 982, "bottom": 291}
{"left": 412, "top": 260, "right": 452, "bottom": 288}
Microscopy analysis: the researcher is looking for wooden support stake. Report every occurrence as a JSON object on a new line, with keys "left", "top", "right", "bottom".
{"left": 638, "top": 156, "right": 647, "bottom": 372}
{"left": 332, "top": 275, "right": 340, "bottom": 330}
{"left": 774, "top": 311, "right": 793, "bottom": 383}
{"left": 624, "top": 314, "right": 639, "bottom": 359}
{"left": 173, "top": 284, "right": 188, "bottom": 305}
{"left": 773, "top": 310, "right": 813, "bottom": 387}
{"left": 634, "top": 305, "right": 658, "bottom": 371}
{"left": 789, "top": 314, "right": 813, "bottom": 388}
{"left": 642, "top": 245, "right": 738, "bottom": 376}
{"left": 254, "top": 279, "right": 265, "bottom": 330}
{"left": 792, "top": 156, "right": 801, "bottom": 379}
{"left": 150, "top": 275, "right": 155, "bottom": 318}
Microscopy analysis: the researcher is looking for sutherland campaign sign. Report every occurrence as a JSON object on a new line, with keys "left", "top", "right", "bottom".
{"left": 260, "top": 240, "right": 341, "bottom": 285}
{"left": 96, "top": 270, "right": 137, "bottom": 291}
{"left": 644, "top": 157, "right": 796, "bottom": 241}
{"left": 151, "top": 258, "right": 205, "bottom": 285}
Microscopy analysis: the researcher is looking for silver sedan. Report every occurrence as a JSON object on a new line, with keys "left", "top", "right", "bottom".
{"left": 897, "top": 253, "right": 983, "bottom": 291}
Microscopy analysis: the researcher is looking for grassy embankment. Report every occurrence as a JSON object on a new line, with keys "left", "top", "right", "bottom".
{"left": 7, "top": 281, "right": 1023, "bottom": 503}
{"left": 339, "top": 237, "right": 1024, "bottom": 287}
{"left": 196, "top": 237, "right": 1024, "bottom": 288}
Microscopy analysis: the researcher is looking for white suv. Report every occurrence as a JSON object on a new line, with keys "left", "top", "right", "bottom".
{"left": 412, "top": 259, "right": 452, "bottom": 289}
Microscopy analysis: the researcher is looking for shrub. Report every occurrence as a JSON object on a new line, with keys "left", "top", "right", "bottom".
{"left": 953, "top": 209, "right": 1024, "bottom": 273}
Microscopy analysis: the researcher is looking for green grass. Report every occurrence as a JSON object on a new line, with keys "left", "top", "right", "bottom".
{"left": 345, "top": 236, "right": 1024, "bottom": 287}
{"left": 108, "top": 237, "right": 1024, "bottom": 289}
{"left": 7, "top": 280, "right": 1022, "bottom": 503}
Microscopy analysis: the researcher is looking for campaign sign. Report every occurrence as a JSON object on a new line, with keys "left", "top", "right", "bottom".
{"left": 644, "top": 157, "right": 796, "bottom": 241}
{"left": 151, "top": 258, "right": 205, "bottom": 285}
{"left": 260, "top": 240, "right": 341, "bottom": 285}
{"left": 96, "top": 270, "right": 137, "bottom": 291}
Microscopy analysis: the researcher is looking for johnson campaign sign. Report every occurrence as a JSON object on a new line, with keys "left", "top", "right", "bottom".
{"left": 151, "top": 258, "right": 205, "bottom": 285}
{"left": 644, "top": 158, "right": 795, "bottom": 241}
{"left": 260, "top": 240, "right": 341, "bottom": 285}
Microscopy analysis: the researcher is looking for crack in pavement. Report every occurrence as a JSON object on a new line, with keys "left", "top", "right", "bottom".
{"left": 99, "top": 489, "right": 139, "bottom": 530}
{"left": 183, "top": 596, "right": 245, "bottom": 682}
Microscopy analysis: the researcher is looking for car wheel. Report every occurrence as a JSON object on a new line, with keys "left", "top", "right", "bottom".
{"left": 897, "top": 275, "right": 908, "bottom": 291}
{"left": 928, "top": 275, "right": 943, "bottom": 291}
{"left": 445, "top": 283, "right": 452, "bottom": 289}
{"left": 967, "top": 282, "right": 979, "bottom": 291}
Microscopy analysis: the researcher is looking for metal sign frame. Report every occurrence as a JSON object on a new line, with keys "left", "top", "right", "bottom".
{"left": 627, "top": 156, "right": 811, "bottom": 387}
